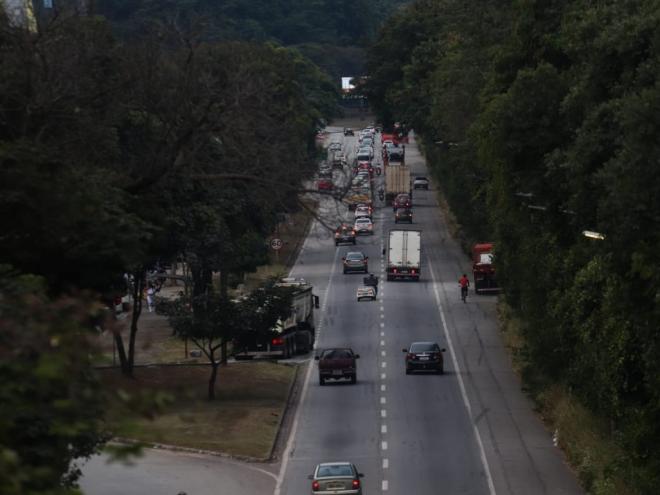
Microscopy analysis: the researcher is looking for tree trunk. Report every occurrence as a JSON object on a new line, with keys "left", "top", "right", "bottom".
{"left": 114, "top": 332, "right": 129, "bottom": 374}
{"left": 219, "top": 269, "right": 229, "bottom": 365}
{"left": 208, "top": 360, "right": 220, "bottom": 400}
{"left": 126, "top": 268, "right": 145, "bottom": 376}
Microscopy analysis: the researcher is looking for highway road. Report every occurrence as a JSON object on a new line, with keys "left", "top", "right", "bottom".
{"left": 275, "top": 126, "right": 584, "bottom": 495}
{"left": 79, "top": 122, "right": 584, "bottom": 495}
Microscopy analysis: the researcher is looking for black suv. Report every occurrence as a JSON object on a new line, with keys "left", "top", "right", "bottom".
{"left": 335, "top": 224, "right": 357, "bottom": 246}
{"left": 343, "top": 127, "right": 354, "bottom": 136}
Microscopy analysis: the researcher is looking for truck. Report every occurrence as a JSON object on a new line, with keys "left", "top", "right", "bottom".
{"left": 472, "top": 243, "right": 499, "bottom": 294}
{"left": 386, "top": 229, "right": 421, "bottom": 281}
{"left": 385, "top": 164, "right": 411, "bottom": 201}
{"left": 233, "top": 278, "right": 319, "bottom": 359}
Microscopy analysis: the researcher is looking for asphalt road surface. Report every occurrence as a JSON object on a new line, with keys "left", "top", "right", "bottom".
{"left": 275, "top": 126, "right": 584, "bottom": 495}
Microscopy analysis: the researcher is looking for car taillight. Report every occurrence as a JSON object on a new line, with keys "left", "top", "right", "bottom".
{"left": 352, "top": 479, "right": 360, "bottom": 489}
{"left": 271, "top": 337, "right": 284, "bottom": 346}
{"left": 352, "top": 230, "right": 356, "bottom": 235}
{"left": 411, "top": 269, "right": 416, "bottom": 274}
{"left": 393, "top": 268, "right": 397, "bottom": 273}
{"left": 312, "top": 480, "right": 320, "bottom": 491}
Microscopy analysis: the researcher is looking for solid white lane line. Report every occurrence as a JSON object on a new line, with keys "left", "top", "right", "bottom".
{"left": 382, "top": 458, "right": 389, "bottom": 469}
{"left": 273, "top": 237, "right": 341, "bottom": 495}
{"left": 427, "top": 257, "right": 497, "bottom": 495}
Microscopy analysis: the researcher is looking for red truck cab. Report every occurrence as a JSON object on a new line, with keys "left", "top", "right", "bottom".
{"left": 472, "top": 243, "right": 499, "bottom": 294}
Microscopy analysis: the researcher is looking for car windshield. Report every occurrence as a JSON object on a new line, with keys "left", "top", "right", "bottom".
{"left": 356, "top": 219, "right": 370, "bottom": 224}
{"left": 346, "top": 253, "right": 364, "bottom": 260}
{"left": 320, "top": 350, "right": 353, "bottom": 360}
{"left": 415, "top": 176, "right": 427, "bottom": 181}
{"left": 317, "top": 464, "right": 354, "bottom": 478}
{"left": 410, "top": 343, "right": 440, "bottom": 352}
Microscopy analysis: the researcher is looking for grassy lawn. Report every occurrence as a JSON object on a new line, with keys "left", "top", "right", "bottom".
{"left": 102, "top": 362, "right": 297, "bottom": 459}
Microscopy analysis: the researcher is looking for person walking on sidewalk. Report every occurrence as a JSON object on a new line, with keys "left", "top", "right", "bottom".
{"left": 146, "top": 284, "right": 155, "bottom": 312}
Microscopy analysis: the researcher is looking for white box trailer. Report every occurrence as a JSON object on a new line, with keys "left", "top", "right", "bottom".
{"left": 386, "top": 230, "right": 421, "bottom": 281}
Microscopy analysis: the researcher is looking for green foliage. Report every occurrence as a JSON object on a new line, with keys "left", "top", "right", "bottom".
{"left": 366, "top": 0, "right": 660, "bottom": 491}
{"left": 0, "top": 267, "right": 108, "bottom": 493}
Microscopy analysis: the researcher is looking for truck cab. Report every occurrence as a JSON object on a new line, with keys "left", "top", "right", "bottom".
{"left": 472, "top": 243, "right": 499, "bottom": 294}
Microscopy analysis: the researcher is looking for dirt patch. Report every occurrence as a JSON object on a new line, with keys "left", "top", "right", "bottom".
{"left": 102, "top": 362, "right": 297, "bottom": 460}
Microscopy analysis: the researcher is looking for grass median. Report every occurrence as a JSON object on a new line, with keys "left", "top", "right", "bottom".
{"left": 102, "top": 362, "right": 297, "bottom": 459}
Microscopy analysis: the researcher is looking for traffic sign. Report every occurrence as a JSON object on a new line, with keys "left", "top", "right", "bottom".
{"left": 270, "top": 238, "right": 283, "bottom": 250}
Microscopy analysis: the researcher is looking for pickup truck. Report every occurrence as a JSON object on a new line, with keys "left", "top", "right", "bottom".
{"left": 315, "top": 348, "right": 360, "bottom": 385}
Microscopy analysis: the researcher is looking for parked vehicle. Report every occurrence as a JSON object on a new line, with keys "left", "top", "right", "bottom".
{"left": 472, "top": 243, "right": 499, "bottom": 294}
{"left": 233, "top": 278, "right": 318, "bottom": 359}
{"left": 413, "top": 176, "right": 429, "bottom": 189}
{"left": 335, "top": 224, "right": 357, "bottom": 245}
{"left": 308, "top": 462, "right": 364, "bottom": 494}
{"left": 317, "top": 178, "right": 333, "bottom": 191}
{"left": 316, "top": 349, "right": 360, "bottom": 385}
{"left": 386, "top": 229, "right": 421, "bottom": 281}
{"left": 395, "top": 207, "right": 413, "bottom": 223}
{"left": 403, "top": 342, "right": 446, "bottom": 374}
{"left": 343, "top": 251, "right": 368, "bottom": 273}
{"left": 385, "top": 164, "right": 411, "bottom": 201}
{"left": 343, "top": 127, "right": 354, "bottom": 136}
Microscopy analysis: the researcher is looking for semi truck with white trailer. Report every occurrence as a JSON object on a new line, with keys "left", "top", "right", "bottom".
{"left": 386, "top": 230, "right": 421, "bottom": 281}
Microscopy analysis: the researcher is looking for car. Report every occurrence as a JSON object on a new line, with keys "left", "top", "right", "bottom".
{"left": 356, "top": 286, "right": 376, "bottom": 301}
{"left": 318, "top": 165, "right": 332, "bottom": 178}
{"left": 343, "top": 251, "right": 368, "bottom": 273}
{"left": 354, "top": 205, "right": 372, "bottom": 219}
{"left": 403, "top": 342, "right": 446, "bottom": 374}
{"left": 328, "top": 142, "right": 342, "bottom": 152}
{"left": 395, "top": 207, "right": 413, "bottom": 223}
{"left": 309, "top": 462, "right": 364, "bottom": 494}
{"left": 315, "top": 348, "right": 360, "bottom": 385}
{"left": 355, "top": 203, "right": 373, "bottom": 214}
{"left": 335, "top": 224, "right": 357, "bottom": 245}
{"left": 393, "top": 193, "right": 412, "bottom": 211}
{"left": 413, "top": 176, "right": 429, "bottom": 189}
{"left": 317, "top": 179, "right": 334, "bottom": 191}
{"left": 343, "top": 127, "right": 354, "bottom": 136}
{"left": 382, "top": 139, "right": 394, "bottom": 149}
{"left": 361, "top": 137, "right": 374, "bottom": 148}
{"left": 353, "top": 217, "right": 373, "bottom": 235}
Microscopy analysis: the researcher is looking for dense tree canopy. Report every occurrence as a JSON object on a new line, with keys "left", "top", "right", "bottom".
{"left": 365, "top": 0, "right": 660, "bottom": 492}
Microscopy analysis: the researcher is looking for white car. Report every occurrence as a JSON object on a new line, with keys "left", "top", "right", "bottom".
{"left": 357, "top": 286, "right": 376, "bottom": 301}
{"left": 382, "top": 139, "right": 394, "bottom": 149}
{"left": 413, "top": 176, "right": 430, "bottom": 189}
{"left": 354, "top": 217, "right": 374, "bottom": 235}
{"left": 355, "top": 206, "right": 372, "bottom": 219}
{"left": 328, "top": 142, "right": 342, "bottom": 151}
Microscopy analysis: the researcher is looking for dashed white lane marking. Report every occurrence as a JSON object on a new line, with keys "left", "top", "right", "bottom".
{"left": 381, "top": 373, "right": 386, "bottom": 380}
{"left": 380, "top": 323, "right": 385, "bottom": 328}
{"left": 273, "top": 236, "right": 341, "bottom": 495}
{"left": 381, "top": 350, "right": 386, "bottom": 357}
{"left": 381, "top": 409, "right": 387, "bottom": 418}
{"left": 380, "top": 314, "right": 384, "bottom": 319}
{"left": 383, "top": 459, "right": 389, "bottom": 469}
{"left": 380, "top": 305, "right": 384, "bottom": 311}
{"left": 381, "top": 384, "right": 386, "bottom": 392}
{"left": 381, "top": 424, "right": 387, "bottom": 433}
{"left": 380, "top": 339, "right": 385, "bottom": 346}
{"left": 380, "top": 396, "right": 387, "bottom": 404}
{"left": 380, "top": 331, "right": 385, "bottom": 337}
{"left": 381, "top": 441, "right": 388, "bottom": 451}
{"left": 381, "top": 362, "right": 387, "bottom": 368}
{"left": 382, "top": 480, "right": 389, "bottom": 491}
{"left": 428, "top": 257, "right": 497, "bottom": 495}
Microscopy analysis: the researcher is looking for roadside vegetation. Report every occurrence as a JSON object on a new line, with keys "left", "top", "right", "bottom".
{"left": 363, "top": 1, "right": 660, "bottom": 493}
{"left": 0, "top": 5, "right": 338, "bottom": 493}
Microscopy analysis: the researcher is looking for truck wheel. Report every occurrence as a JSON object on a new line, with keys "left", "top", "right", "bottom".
{"left": 319, "top": 376, "right": 325, "bottom": 386}
{"left": 351, "top": 374, "right": 357, "bottom": 385}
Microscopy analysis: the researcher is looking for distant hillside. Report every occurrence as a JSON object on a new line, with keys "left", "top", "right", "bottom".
{"left": 96, "top": 0, "right": 408, "bottom": 81}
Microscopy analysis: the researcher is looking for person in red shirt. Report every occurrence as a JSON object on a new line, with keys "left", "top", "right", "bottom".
{"left": 458, "top": 274, "right": 470, "bottom": 302}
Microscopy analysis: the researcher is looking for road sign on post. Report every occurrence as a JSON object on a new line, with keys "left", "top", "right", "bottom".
{"left": 270, "top": 238, "right": 283, "bottom": 250}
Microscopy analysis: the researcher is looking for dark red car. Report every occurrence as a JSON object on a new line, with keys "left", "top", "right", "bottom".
{"left": 393, "top": 193, "right": 412, "bottom": 211}
{"left": 318, "top": 179, "right": 334, "bottom": 191}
